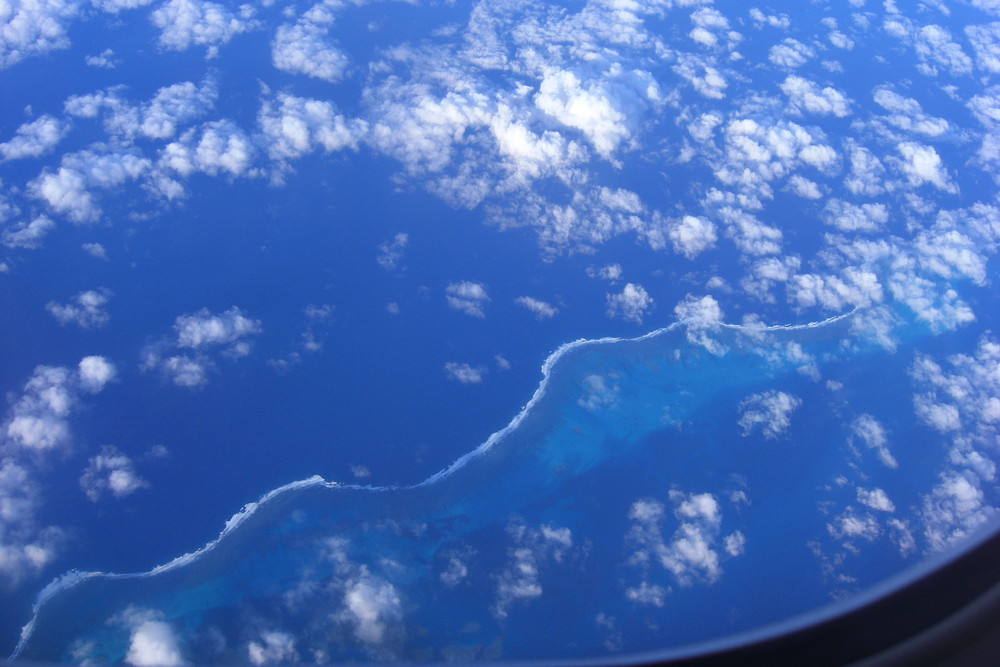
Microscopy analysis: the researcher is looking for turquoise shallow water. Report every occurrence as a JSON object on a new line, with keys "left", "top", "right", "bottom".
{"left": 11, "top": 308, "right": 989, "bottom": 662}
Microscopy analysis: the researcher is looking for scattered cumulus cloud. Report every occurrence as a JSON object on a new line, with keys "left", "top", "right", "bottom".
{"left": 80, "top": 446, "right": 149, "bottom": 501}
{"left": 444, "top": 362, "right": 486, "bottom": 384}
{"left": 445, "top": 281, "right": 490, "bottom": 318}
{"left": 606, "top": 283, "right": 653, "bottom": 324}
{"left": 151, "top": 0, "right": 256, "bottom": 55}
{"left": 142, "top": 307, "right": 261, "bottom": 387}
{"left": 493, "top": 522, "right": 572, "bottom": 619}
{"left": 515, "top": 296, "right": 558, "bottom": 319}
{"left": 46, "top": 288, "right": 111, "bottom": 328}
{"left": 376, "top": 233, "right": 408, "bottom": 271}
{"left": 0, "top": 115, "right": 71, "bottom": 161}
{"left": 738, "top": 390, "right": 801, "bottom": 439}
{"left": 272, "top": 22, "right": 349, "bottom": 83}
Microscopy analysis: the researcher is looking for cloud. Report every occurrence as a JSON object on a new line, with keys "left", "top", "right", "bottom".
{"left": 822, "top": 199, "right": 888, "bottom": 233}
{"left": 376, "top": 233, "right": 408, "bottom": 271}
{"left": 493, "top": 522, "right": 572, "bottom": 619}
{"left": 2, "top": 214, "right": 54, "bottom": 249}
{"left": 827, "top": 508, "right": 880, "bottom": 542}
{"left": 738, "top": 390, "right": 801, "bottom": 439}
{"left": 748, "top": 8, "right": 789, "bottom": 30}
{"left": 82, "top": 242, "right": 107, "bottom": 259}
{"left": 0, "top": 114, "right": 71, "bottom": 161}
{"left": 79, "top": 446, "right": 149, "bottom": 501}
{"left": 0, "top": 460, "right": 63, "bottom": 583}
{"left": 789, "top": 267, "right": 883, "bottom": 312}
{"left": 787, "top": 174, "right": 822, "bottom": 199}
{"left": 341, "top": 573, "right": 402, "bottom": 644}
{"left": 626, "top": 490, "right": 742, "bottom": 593}
{"left": 160, "top": 120, "right": 256, "bottom": 178}
{"left": 895, "top": 142, "right": 956, "bottom": 192}
{"left": 46, "top": 288, "right": 111, "bottom": 328}
{"left": 247, "top": 631, "right": 297, "bottom": 665}
{"left": 673, "top": 53, "right": 727, "bottom": 99}
{"left": 668, "top": 215, "right": 717, "bottom": 259}
{"left": 768, "top": 38, "right": 814, "bottom": 68}
{"left": 444, "top": 362, "right": 486, "bottom": 384}
{"left": 913, "top": 24, "right": 973, "bottom": 76}
{"left": 515, "top": 296, "right": 558, "bottom": 319}
{"left": 966, "top": 23, "right": 1000, "bottom": 73}
{"left": 851, "top": 414, "right": 898, "bottom": 469}
{"left": 857, "top": 487, "right": 896, "bottom": 513}
{"left": 534, "top": 66, "right": 660, "bottom": 159}
{"left": 142, "top": 307, "right": 261, "bottom": 387}
{"left": 779, "top": 75, "right": 852, "bottom": 117}
{"left": 873, "top": 87, "right": 950, "bottom": 137}
{"left": 30, "top": 149, "right": 151, "bottom": 223}
{"left": 151, "top": 0, "right": 255, "bottom": 54}
{"left": 4, "top": 358, "right": 115, "bottom": 451}
{"left": 78, "top": 355, "right": 117, "bottom": 392}
{"left": 85, "top": 48, "right": 118, "bottom": 68}
{"left": 0, "top": 0, "right": 81, "bottom": 68}
{"left": 117, "top": 608, "right": 185, "bottom": 666}
{"left": 673, "top": 294, "right": 725, "bottom": 354}
{"left": 445, "top": 281, "right": 490, "bottom": 318}
{"left": 606, "top": 282, "right": 653, "bottom": 324}
{"left": 921, "top": 472, "right": 991, "bottom": 551}
{"left": 587, "top": 263, "right": 622, "bottom": 282}
{"left": 272, "top": 22, "right": 349, "bottom": 82}
{"left": 577, "top": 374, "right": 619, "bottom": 412}
{"left": 174, "top": 306, "right": 261, "bottom": 351}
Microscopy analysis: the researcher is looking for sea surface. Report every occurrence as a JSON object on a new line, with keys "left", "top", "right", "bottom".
{"left": 15, "top": 305, "right": 989, "bottom": 663}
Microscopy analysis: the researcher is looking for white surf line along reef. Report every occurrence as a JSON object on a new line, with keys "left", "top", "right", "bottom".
{"left": 10, "top": 308, "right": 858, "bottom": 659}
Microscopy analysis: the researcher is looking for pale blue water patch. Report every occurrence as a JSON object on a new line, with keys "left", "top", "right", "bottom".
{"left": 15, "top": 309, "right": 952, "bottom": 663}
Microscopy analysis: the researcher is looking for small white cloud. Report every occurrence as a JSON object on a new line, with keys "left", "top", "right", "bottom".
{"left": 151, "top": 0, "right": 255, "bottom": 54}
{"left": 587, "top": 263, "right": 623, "bottom": 282}
{"left": 779, "top": 75, "right": 852, "bottom": 117}
{"left": 174, "top": 306, "right": 262, "bottom": 351}
{"left": 857, "top": 487, "right": 896, "bottom": 513}
{"left": 674, "top": 294, "right": 725, "bottom": 354}
{"left": 515, "top": 296, "right": 558, "bottom": 319}
{"left": 159, "top": 355, "right": 209, "bottom": 387}
{"left": 46, "top": 289, "right": 111, "bottom": 329}
{"left": 0, "top": 115, "right": 71, "bottom": 161}
{"left": 668, "top": 215, "right": 717, "bottom": 259}
{"left": 822, "top": 199, "right": 889, "bottom": 233}
{"left": 606, "top": 283, "right": 653, "bottom": 324}
{"left": 787, "top": 175, "right": 823, "bottom": 199}
{"left": 738, "top": 390, "right": 801, "bottom": 439}
{"left": 4, "top": 359, "right": 115, "bottom": 451}
{"left": 340, "top": 574, "right": 402, "bottom": 644}
{"left": 851, "top": 414, "right": 897, "bottom": 469}
{"left": 914, "top": 24, "right": 973, "bottom": 76}
{"left": 2, "top": 215, "right": 55, "bottom": 249}
{"left": 493, "top": 522, "right": 572, "bottom": 619}
{"left": 80, "top": 446, "right": 148, "bottom": 501}
{"left": 445, "top": 281, "right": 490, "bottom": 318}
{"left": 376, "top": 233, "right": 408, "bottom": 271}
{"left": 272, "top": 22, "right": 349, "bottom": 82}
{"left": 966, "top": 23, "right": 1000, "bottom": 73}
{"left": 444, "top": 362, "right": 486, "bottom": 384}
{"left": 85, "top": 48, "right": 118, "bottom": 68}
{"left": 247, "top": 631, "right": 297, "bottom": 666}
{"left": 896, "top": 142, "right": 957, "bottom": 193}
{"left": 78, "top": 355, "right": 116, "bottom": 393}
{"left": 119, "top": 608, "right": 185, "bottom": 667}
{"left": 769, "top": 38, "right": 814, "bottom": 68}
{"left": 160, "top": 120, "right": 255, "bottom": 178}
{"left": 82, "top": 242, "right": 107, "bottom": 259}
